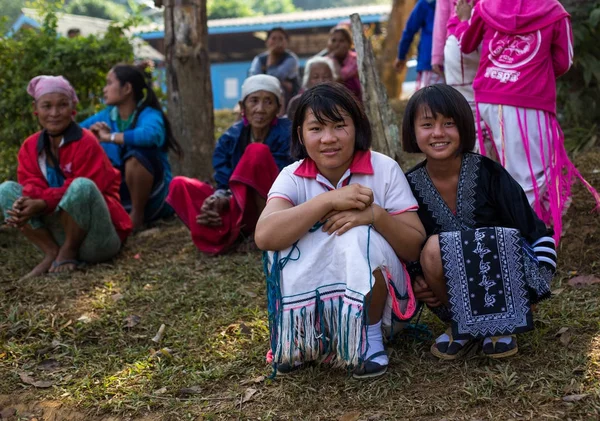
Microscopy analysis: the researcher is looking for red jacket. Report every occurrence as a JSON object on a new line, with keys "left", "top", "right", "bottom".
{"left": 17, "top": 123, "right": 132, "bottom": 242}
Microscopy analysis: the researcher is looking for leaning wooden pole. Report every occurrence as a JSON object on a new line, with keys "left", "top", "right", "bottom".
{"left": 350, "top": 13, "right": 402, "bottom": 163}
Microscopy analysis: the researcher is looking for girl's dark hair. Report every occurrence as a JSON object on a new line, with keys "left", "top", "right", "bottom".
{"left": 112, "top": 64, "right": 183, "bottom": 158}
{"left": 267, "top": 27, "right": 289, "bottom": 40}
{"left": 402, "top": 84, "right": 476, "bottom": 153}
{"left": 291, "top": 82, "right": 371, "bottom": 160}
{"left": 330, "top": 26, "right": 353, "bottom": 45}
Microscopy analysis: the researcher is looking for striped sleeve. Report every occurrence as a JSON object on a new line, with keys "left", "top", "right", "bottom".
{"left": 532, "top": 235, "right": 557, "bottom": 271}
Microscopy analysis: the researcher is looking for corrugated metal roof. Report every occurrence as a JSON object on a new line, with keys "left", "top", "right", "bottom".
{"left": 135, "top": 4, "right": 391, "bottom": 37}
{"left": 209, "top": 4, "right": 390, "bottom": 27}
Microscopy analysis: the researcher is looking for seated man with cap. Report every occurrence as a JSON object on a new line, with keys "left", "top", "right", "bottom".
{"left": 167, "top": 75, "right": 293, "bottom": 254}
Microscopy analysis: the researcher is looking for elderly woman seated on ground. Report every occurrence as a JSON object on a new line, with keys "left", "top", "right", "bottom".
{"left": 286, "top": 55, "right": 338, "bottom": 121}
{"left": 167, "top": 75, "right": 293, "bottom": 255}
{"left": 81, "top": 64, "right": 183, "bottom": 232}
{"left": 0, "top": 76, "right": 132, "bottom": 279}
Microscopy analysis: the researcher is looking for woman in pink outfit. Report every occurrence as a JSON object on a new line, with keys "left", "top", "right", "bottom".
{"left": 431, "top": 0, "right": 480, "bottom": 113}
{"left": 327, "top": 26, "right": 362, "bottom": 101}
{"left": 456, "top": 0, "right": 600, "bottom": 242}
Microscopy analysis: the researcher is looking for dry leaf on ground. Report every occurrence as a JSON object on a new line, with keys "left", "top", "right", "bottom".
{"left": 555, "top": 327, "right": 572, "bottom": 346}
{"left": 567, "top": 275, "right": 600, "bottom": 288}
{"left": 77, "top": 315, "right": 92, "bottom": 324}
{"left": 178, "top": 386, "right": 202, "bottom": 397}
{"left": 37, "top": 359, "right": 60, "bottom": 372}
{"left": 0, "top": 407, "right": 17, "bottom": 419}
{"left": 123, "top": 315, "right": 141, "bottom": 328}
{"left": 241, "top": 388, "right": 257, "bottom": 404}
{"left": 563, "top": 394, "right": 589, "bottom": 402}
{"left": 151, "top": 324, "right": 166, "bottom": 343}
{"left": 18, "top": 372, "right": 54, "bottom": 388}
{"left": 338, "top": 412, "right": 361, "bottom": 421}
{"left": 240, "top": 375, "right": 265, "bottom": 385}
{"left": 111, "top": 293, "right": 124, "bottom": 302}
{"left": 151, "top": 348, "right": 173, "bottom": 359}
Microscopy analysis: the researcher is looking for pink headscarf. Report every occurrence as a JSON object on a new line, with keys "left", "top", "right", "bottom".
{"left": 27, "top": 75, "right": 79, "bottom": 104}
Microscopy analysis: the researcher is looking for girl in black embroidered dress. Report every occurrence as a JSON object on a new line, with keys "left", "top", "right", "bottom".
{"left": 402, "top": 85, "right": 556, "bottom": 359}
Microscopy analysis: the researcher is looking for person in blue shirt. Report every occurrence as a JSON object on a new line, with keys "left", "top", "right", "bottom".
{"left": 81, "top": 64, "right": 183, "bottom": 232}
{"left": 394, "top": 0, "right": 445, "bottom": 90}
{"left": 166, "top": 75, "right": 293, "bottom": 255}
{"left": 249, "top": 27, "right": 301, "bottom": 108}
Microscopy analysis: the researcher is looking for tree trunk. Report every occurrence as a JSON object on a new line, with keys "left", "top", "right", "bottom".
{"left": 350, "top": 13, "right": 403, "bottom": 164}
{"left": 159, "top": 0, "right": 214, "bottom": 180}
{"left": 379, "top": 0, "right": 416, "bottom": 99}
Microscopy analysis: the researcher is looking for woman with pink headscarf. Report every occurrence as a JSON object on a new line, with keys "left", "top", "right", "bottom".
{"left": 0, "top": 75, "right": 132, "bottom": 279}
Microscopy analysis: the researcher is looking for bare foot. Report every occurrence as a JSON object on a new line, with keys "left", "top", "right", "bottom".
{"left": 130, "top": 211, "right": 145, "bottom": 233}
{"left": 19, "top": 252, "right": 57, "bottom": 281}
{"left": 49, "top": 247, "right": 79, "bottom": 274}
{"left": 235, "top": 235, "right": 258, "bottom": 253}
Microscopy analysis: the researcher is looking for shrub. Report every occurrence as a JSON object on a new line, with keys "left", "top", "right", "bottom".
{"left": 0, "top": 5, "right": 133, "bottom": 180}
{"left": 558, "top": 1, "right": 600, "bottom": 152}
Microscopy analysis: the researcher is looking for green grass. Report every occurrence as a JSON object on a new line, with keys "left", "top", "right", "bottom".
{"left": 1, "top": 125, "right": 600, "bottom": 420}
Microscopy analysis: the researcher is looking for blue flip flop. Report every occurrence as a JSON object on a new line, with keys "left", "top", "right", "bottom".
{"left": 50, "top": 259, "right": 84, "bottom": 274}
{"left": 352, "top": 351, "right": 388, "bottom": 380}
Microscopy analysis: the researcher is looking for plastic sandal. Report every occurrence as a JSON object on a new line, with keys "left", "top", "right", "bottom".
{"left": 482, "top": 335, "right": 518, "bottom": 359}
{"left": 430, "top": 327, "right": 477, "bottom": 360}
{"left": 352, "top": 350, "right": 388, "bottom": 380}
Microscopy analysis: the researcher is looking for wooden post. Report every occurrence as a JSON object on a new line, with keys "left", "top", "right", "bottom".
{"left": 159, "top": 0, "right": 214, "bottom": 180}
{"left": 350, "top": 13, "right": 402, "bottom": 163}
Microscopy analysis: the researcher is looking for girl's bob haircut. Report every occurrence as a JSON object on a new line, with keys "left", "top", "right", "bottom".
{"left": 291, "top": 82, "right": 371, "bottom": 160}
{"left": 402, "top": 84, "right": 476, "bottom": 153}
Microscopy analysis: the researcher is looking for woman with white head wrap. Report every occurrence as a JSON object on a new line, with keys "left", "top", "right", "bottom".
{"left": 167, "top": 74, "right": 293, "bottom": 254}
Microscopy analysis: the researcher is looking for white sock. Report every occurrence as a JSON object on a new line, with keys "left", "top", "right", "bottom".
{"left": 365, "top": 321, "right": 388, "bottom": 365}
{"left": 483, "top": 336, "right": 513, "bottom": 346}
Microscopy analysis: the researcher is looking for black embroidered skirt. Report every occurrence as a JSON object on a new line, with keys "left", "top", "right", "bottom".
{"left": 439, "top": 227, "right": 542, "bottom": 340}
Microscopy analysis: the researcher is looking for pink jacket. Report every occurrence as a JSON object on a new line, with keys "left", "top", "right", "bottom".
{"left": 457, "top": 0, "right": 572, "bottom": 114}
{"left": 432, "top": 0, "right": 479, "bottom": 66}
{"left": 329, "top": 50, "right": 361, "bottom": 100}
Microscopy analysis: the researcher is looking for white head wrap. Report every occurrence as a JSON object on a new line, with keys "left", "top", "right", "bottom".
{"left": 241, "top": 74, "right": 283, "bottom": 105}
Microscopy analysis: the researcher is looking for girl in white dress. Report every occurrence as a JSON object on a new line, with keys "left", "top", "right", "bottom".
{"left": 255, "top": 83, "right": 426, "bottom": 379}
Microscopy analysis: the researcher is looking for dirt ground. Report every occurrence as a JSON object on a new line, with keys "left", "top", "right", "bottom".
{"left": 1, "top": 144, "right": 600, "bottom": 420}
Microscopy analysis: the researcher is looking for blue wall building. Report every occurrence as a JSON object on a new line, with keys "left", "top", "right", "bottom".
{"left": 138, "top": 4, "right": 391, "bottom": 109}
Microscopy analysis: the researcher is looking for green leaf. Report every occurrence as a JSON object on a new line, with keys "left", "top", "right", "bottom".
{"left": 589, "top": 7, "right": 600, "bottom": 28}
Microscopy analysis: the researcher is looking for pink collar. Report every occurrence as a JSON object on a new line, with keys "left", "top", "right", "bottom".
{"left": 293, "top": 150, "right": 373, "bottom": 178}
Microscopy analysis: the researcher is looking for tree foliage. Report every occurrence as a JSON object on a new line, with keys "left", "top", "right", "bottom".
{"left": 0, "top": 0, "right": 26, "bottom": 26}
{"left": 208, "top": 0, "right": 297, "bottom": 20}
{"left": 252, "top": 0, "right": 297, "bottom": 16}
{"left": 0, "top": 7, "right": 133, "bottom": 180}
{"left": 558, "top": 0, "right": 600, "bottom": 152}
{"left": 208, "top": 0, "right": 254, "bottom": 20}
{"left": 65, "top": 0, "right": 129, "bottom": 20}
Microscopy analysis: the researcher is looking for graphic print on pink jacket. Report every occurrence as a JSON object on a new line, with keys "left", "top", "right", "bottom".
{"left": 457, "top": 0, "right": 573, "bottom": 114}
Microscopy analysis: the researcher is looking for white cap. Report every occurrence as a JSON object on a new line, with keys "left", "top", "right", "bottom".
{"left": 241, "top": 74, "right": 283, "bottom": 105}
